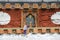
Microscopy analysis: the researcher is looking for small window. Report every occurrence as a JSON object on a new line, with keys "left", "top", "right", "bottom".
{"left": 38, "top": 29, "right": 42, "bottom": 33}
{"left": 29, "top": 29, "right": 33, "bottom": 33}
{"left": 4, "top": 29, "right": 8, "bottom": 33}
{"left": 46, "top": 29, "right": 51, "bottom": 33}
{"left": 12, "top": 29, "right": 16, "bottom": 33}
{"left": 55, "top": 29, "right": 59, "bottom": 33}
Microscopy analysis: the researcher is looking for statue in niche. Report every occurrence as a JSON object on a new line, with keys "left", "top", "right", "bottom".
{"left": 26, "top": 14, "right": 35, "bottom": 27}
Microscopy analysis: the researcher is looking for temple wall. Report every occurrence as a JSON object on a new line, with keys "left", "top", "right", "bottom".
{"left": 0, "top": 3, "right": 59, "bottom": 33}
{"left": 38, "top": 9, "right": 60, "bottom": 27}
{"left": 0, "top": 9, "right": 21, "bottom": 28}
{"left": 0, "top": 9, "right": 60, "bottom": 28}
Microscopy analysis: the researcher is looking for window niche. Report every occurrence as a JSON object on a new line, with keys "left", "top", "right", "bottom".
{"left": 46, "top": 29, "right": 51, "bottom": 33}
{"left": 55, "top": 29, "right": 60, "bottom": 33}
{"left": 26, "top": 14, "right": 35, "bottom": 27}
{"left": 12, "top": 29, "right": 17, "bottom": 34}
{"left": 38, "top": 29, "right": 42, "bottom": 33}
{"left": 4, "top": 29, "right": 8, "bottom": 34}
{"left": 29, "top": 29, "right": 34, "bottom": 33}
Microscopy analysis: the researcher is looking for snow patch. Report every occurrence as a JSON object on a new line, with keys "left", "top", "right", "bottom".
{"left": 0, "top": 33, "right": 60, "bottom": 40}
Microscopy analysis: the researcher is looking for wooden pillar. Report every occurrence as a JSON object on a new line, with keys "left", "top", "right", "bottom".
{"left": 0, "top": 29, "right": 3, "bottom": 34}
{"left": 34, "top": 28, "right": 38, "bottom": 33}
{"left": 16, "top": 29, "right": 20, "bottom": 34}
{"left": 35, "top": 13, "right": 37, "bottom": 27}
{"left": 51, "top": 28, "right": 55, "bottom": 33}
{"left": 8, "top": 29, "right": 12, "bottom": 34}
{"left": 21, "top": 10, "right": 24, "bottom": 28}
{"left": 42, "top": 28, "right": 46, "bottom": 33}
